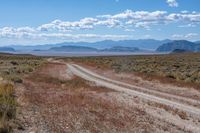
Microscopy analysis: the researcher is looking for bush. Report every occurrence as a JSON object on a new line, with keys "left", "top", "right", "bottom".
{"left": 0, "top": 83, "right": 16, "bottom": 133}
{"left": 11, "top": 76, "right": 23, "bottom": 83}
{"left": 66, "top": 53, "right": 200, "bottom": 85}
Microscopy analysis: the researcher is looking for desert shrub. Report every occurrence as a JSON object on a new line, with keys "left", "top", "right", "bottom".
{"left": 0, "top": 83, "right": 16, "bottom": 133}
{"left": 0, "top": 54, "right": 45, "bottom": 83}
{"left": 10, "top": 76, "right": 23, "bottom": 83}
{"left": 66, "top": 53, "right": 200, "bottom": 85}
{"left": 10, "top": 61, "right": 18, "bottom": 66}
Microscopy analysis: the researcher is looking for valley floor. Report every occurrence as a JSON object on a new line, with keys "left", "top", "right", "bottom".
{"left": 15, "top": 60, "right": 200, "bottom": 133}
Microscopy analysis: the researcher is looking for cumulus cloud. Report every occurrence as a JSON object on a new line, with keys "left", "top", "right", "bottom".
{"left": 0, "top": 27, "right": 132, "bottom": 42}
{"left": 36, "top": 10, "right": 200, "bottom": 32}
{"left": 96, "top": 19, "right": 121, "bottom": 28}
{"left": 38, "top": 18, "right": 98, "bottom": 32}
{"left": 101, "top": 10, "right": 200, "bottom": 29}
{"left": 38, "top": 33, "right": 131, "bottom": 40}
{"left": 0, "top": 27, "right": 36, "bottom": 39}
{"left": 166, "top": 0, "right": 178, "bottom": 7}
{"left": 112, "top": 10, "right": 167, "bottom": 20}
{"left": 0, "top": 10, "right": 200, "bottom": 43}
{"left": 172, "top": 33, "right": 198, "bottom": 39}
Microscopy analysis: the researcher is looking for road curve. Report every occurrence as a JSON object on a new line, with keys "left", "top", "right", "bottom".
{"left": 67, "top": 64, "right": 200, "bottom": 116}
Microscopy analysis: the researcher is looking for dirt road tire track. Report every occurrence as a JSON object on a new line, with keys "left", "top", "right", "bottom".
{"left": 68, "top": 64, "right": 200, "bottom": 116}
{"left": 72, "top": 64, "right": 200, "bottom": 107}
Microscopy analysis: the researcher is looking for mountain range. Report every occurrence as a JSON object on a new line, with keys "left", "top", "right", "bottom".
{"left": 156, "top": 40, "right": 200, "bottom": 52}
{"left": 49, "top": 45, "right": 143, "bottom": 52}
{"left": 0, "top": 47, "right": 15, "bottom": 52}
{"left": 10, "top": 39, "right": 172, "bottom": 51}
{"left": 0, "top": 39, "right": 200, "bottom": 54}
{"left": 101, "top": 46, "right": 140, "bottom": 52}
{"left": 49, "top": 46, "right": 98, "bottom": 52}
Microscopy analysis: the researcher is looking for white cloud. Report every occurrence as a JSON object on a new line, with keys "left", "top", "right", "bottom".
{"left": 0, "top": 27, "right": 132, "bottom": 42}
{"left": 2, "top": 10, "right": 200, "bottom": 34}
{"left": 38, "top": 18, "right": 98, "bottom": 32}
{"left": 96, "top": 19, "right": 121, "bottom": 28}
{"left": 102, "top": 10, "right": 200, "bottom": 29}
{"left": 36, "top": 10, "right": 200, "bottom": 32}
{"left": 112, "top": 10, "right": 167, "bottom": 20}
{"left": 166, "top": 0, "right": 178, "bottom": 7}
{"left": 124, "top": 29, "right": 135, "bottom": 32}
{"left": 1, "top": 10, "right": 200, "bottom": 44}
{"left": 172, "top": 33, "right": 198, "bottom": 39}
{"left": 185, "top": 33, "right": 198, "bottom": 38}
{"left": 181, "top": 10, "right": 189, "bottom": 14}
{"left": 38, "top": 33, "right": 131, "bottom": 40}
{"left": 0, "top": 27, "right": 36, "bottom": 39}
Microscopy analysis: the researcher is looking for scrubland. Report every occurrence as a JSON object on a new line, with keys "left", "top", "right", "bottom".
{"left": 0, "top": 54, "right": 44, "bottom": 83}
{"left": 0, "top": 83, "right": 16, "bottom": 132}
{"left": 66, "top": 53, "right": 200, "bottom": 89}
{"left": 0, "top": 53, "right": 200, "bottom": 132}
{"left": 17, "top": 62, "right": 195, "bottom": 132}
{"left": 0, "top": 53, "right": 45, "bottom": 132}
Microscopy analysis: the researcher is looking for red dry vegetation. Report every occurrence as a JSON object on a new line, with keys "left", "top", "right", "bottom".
{"left": 16, "top": 62, "right": 173, "bottom": 132}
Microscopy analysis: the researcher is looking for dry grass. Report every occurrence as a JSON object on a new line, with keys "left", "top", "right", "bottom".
{"left": 64, "top": 53, "right": 200, "bottom": 90}
{"left": 0, "top": 54, "right": 45, "bottom": 83}
{"left": 0, "top": 83, "right": 16, "bottom": 133}
{"left": 146, "top": 101, "right": 189, "bottom": 120}
{"left": 19, "top": 62, "right": 161, "bottom": 132}
{"left": 0, "top": 54, "right": 46, "bottom": 132}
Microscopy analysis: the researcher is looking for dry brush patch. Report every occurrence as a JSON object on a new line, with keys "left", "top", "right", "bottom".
{"left": 0, "top": 83, "right": 16, "bottom": 133}
{"left": 146, "top": 101, "right": 190, "bottom": 120}
{"left": 0, "top": 54, "right": 46, "bottom": 132}
{"left": 64, "top": 53, "right": 200, "bottom": 90}
{"left": 19, "top": 62, "right": 169, "bottom": 132}
{"left": 0, "top": 54, "right": 44, "bottom": 83}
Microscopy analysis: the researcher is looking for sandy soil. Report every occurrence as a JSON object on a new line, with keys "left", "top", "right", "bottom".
{"left": 79, "top": 63, "right": 200, "bottom": 101}
{"left": 68, "top": 63, "right": 200, "bottom": 132}
{"left": 14, "top": 61, "right": 200, "bottom": 133}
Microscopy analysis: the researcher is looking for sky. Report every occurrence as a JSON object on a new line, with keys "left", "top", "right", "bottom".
{"left": 0, "top": 0, "right": 200, "bottom": 45}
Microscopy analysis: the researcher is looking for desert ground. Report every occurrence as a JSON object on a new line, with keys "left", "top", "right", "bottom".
{"left": 0, "top": 53, "right": 200, "bottom": 133}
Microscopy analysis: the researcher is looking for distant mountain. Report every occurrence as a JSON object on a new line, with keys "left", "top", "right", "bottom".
{"left": 102, "top": 46, "right": 140, "bottom": 52}
{"left": 195, "top": 41, "right": 200, "bottom": 44}
{"left": 0, "top": 47, "right": 15, "bottom": 52}
{"left": 11, "top": 44, "right": 54, "bottom": 51}
{"left": 156, "top": 40, "right": 200, "bottom": 52}
{"left": 171, "top": 49, "right": 192, "bottom": 54}
{"left": 56, "top": 39, "right": 171, "bottom": 50}
{"left": 10, "top": 39, "right": 172, "bottom": 51}
{"left": 49, "top": 45, "right": 143, "bottom": 53}
{"left": 49, "top": 46, "right": 98, "bottom": 52}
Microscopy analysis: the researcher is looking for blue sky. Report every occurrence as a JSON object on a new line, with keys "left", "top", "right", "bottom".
{"left": 0, "top": 0, "right": 200, "bottom": 45}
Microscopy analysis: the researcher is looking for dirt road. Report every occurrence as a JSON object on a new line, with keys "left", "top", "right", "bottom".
{"left": 16, "top": 62, "right": 158, "bottom": 132}
{"left": 15, "top": 61, "right": 200, "bottom": 133}
{"left": 67, "top": 64, "right": 200, "bottom": 132}
{"left": 68, "top": 64, "right": 200, "bottom": 116}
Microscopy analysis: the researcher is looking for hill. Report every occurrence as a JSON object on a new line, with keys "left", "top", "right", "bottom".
{"left": 0, "top": 47, "right": 15, "bottom": 52}
{"left": 156, "top": 40, "right": 200, "bottom": 52}
{"left": 11, "top": 39, "right": 172, "bottom": 51}
{"left": 195, "top": 41, "right": 200, "bottom": 44}
{"left": 56, "top": 39, "right": 171, "bottom": 50}
{"left": 49, "top": 45, "right": 142, "bottom": 53}
{"left": 49, "top": 46, "right": 98, "bottom": 52}
{"left": 171, "top": 49, "right": 192, "bottom": 54}
{"left": 102, "top": 46, "right": 140, "bottom": 52}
